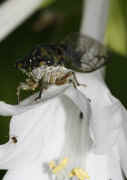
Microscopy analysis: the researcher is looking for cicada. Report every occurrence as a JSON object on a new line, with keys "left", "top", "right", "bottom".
{"left": 16, "top": 33, "right": 109, "bottom": 103}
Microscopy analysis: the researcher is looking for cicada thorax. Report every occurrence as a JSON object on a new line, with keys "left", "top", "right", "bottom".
{"left": 39, "top": 44, "right": 69, "bottom": 66}
{"left": 39, "top": 43, "right": 82, "bottom": 70}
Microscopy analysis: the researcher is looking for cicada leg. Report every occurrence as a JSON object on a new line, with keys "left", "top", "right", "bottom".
{"left": 34, "top": 87, "right": 43, "bottom": 101}
{"left": 16, "top": 82, "right": 29, "bottom": 104}
{"left": 55, "top": 71, "right": 87, "bottom": 88}
{"left": 70, "top": 72, "right": 87, "bottom": 88}
{"left": 16, "top": 86, "right": 21, "bottom": 104}
{"left": 70, "top": 72, "right": 91, "bottom": 102}
{"left": 34, "top": 79, "right": 49, "bottom": 101}
{"left": 16, "top": 81, "right": 36, "bottom": 104}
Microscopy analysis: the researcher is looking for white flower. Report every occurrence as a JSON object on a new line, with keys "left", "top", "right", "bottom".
{"left": 1, "top": 0, "right": 127, "bottom": 180}
{"left": 0, "top": 83, "right": 91, "bottom": 180}
{"left": 76, "top": 71, "right": 127, "bottom": 180}
{"left": 0, "top": 0, "right": 43, "bottom": 42}
{"left": 0, "top": 69, "right": 127, "bottom": 180}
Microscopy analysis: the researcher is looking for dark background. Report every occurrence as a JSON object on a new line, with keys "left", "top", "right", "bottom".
{"left": 0, "top": 0, "right": 127, "bottom": 178}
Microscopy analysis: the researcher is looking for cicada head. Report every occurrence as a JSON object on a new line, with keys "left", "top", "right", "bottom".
{"left": 16, "top": 45, "right": 56, "bottom": 74}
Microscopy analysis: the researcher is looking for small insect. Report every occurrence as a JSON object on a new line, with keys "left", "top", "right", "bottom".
{"left": 16, "top": 33, "right": 109, "bottom": 103}
{"left": 11, "top": 136, "right": 18, "bottom": 144}
{"left": 79, "top": 111, "right": 84, "bottom": 120}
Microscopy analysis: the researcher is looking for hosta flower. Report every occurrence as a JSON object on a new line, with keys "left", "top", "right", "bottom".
{"left": 0, "top": 69, "right": 127, "bottom": 180}
{"left": 0, "top": 83, "right": 91, "bottom": 180}
{"left": 0, "top": 0, "right": 127, "bottom": 179}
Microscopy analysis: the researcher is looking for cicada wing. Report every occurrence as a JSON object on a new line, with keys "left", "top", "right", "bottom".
{"left": 62, "top": 32, "right": 109, "bottom": 73}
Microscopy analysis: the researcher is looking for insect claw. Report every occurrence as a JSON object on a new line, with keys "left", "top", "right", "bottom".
{"left": 34, "top": 96, "right": 41, "bottom": 102}
{"left": 34, "top": 91, "right": 44, "bottom": 102}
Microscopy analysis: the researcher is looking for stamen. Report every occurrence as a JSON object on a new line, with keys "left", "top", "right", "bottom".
{"left": 69, "top": 168, "right": 90, "bottom": 180}
{"left": 49, "top": 157, "right": 69, "bottom": 174}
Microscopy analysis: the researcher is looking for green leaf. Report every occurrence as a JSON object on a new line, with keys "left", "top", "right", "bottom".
{"left": 105, "top": 0, "right": 127, "bottom": 56}
{"left": 41, "top": 0, "right": 56, "bottom": 8}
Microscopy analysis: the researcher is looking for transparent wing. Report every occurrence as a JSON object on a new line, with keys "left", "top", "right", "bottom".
{"left": 61, "top": 32, "right": 109, "bottom": 72}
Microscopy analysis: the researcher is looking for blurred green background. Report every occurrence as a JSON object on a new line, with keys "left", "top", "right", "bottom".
{"left": 0, "top": 0, "right": 127, "bottom": 178}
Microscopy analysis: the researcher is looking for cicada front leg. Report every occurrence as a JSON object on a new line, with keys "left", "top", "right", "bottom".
{"left": 16, "top": 79, "right": 39, "bottom": 104}
{"left": 55, "top": 71, "right": 87, "bottom": 88}
{"left": 16, "top": 82, "right": 30, "bottom": 104}
{"left": 34, "top": 79, "right": 49, "bottom": 101}
{"left": 71, "top": 72, "right": 92, "bottom": 102}
{"left": 69, "top": 71, "right": 87, "bottom": 88}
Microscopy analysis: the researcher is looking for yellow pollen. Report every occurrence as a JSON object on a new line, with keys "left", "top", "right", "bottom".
{"left": 49, "top": 161, "right": 56, "bottom": 169}
{"left": 69, "top": 168, "right": 90, "bottom": 180}
{"left": 49, "top": 157, "right": 69, "bottom": 174}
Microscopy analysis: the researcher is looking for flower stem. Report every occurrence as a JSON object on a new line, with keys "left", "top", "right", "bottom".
{"left": 80, "top": 0, "right": 109, "bottom": 43}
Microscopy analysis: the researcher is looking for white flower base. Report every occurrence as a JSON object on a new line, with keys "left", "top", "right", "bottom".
{"left": 0, "top": 70, "right": 126, "bottom": 180}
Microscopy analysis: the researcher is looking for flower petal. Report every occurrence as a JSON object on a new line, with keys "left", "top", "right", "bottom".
{"left": 0, "top": 85, "right": 70, "bottom": 116}
{"left": 0, "top": 85, "right": 91, "bottom": 170}
{"left": 64, "top": 87, "right": 91, "bottom": 120}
